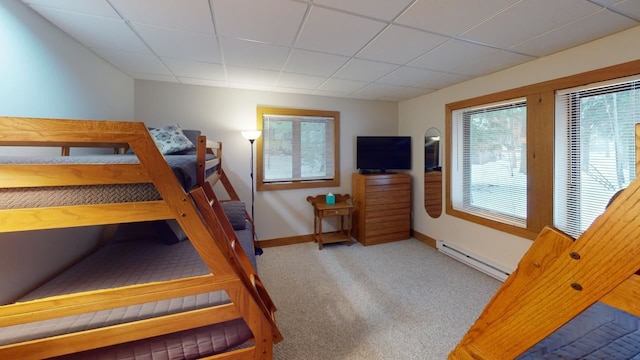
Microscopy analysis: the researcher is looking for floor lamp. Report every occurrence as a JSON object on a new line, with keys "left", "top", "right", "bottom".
{"left": 241, "top": 130, "right": 263, "bottom": 256}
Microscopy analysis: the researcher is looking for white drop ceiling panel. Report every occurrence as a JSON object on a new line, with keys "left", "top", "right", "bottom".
{"left": 357, "top": 25, "right": 448, "bottom": 65}
{"left": 213, "top": 0, "right": 307, "bottom": 46}
{"left": 276, "top": 72, "right": 328, "bottom": 90}
{"left": 333, "top": 59, "right": 399, "bottom": 82}
{"left": 377, "top": 67, "right": 443, "bottom": 87}
{"left": 318, "top": 78, "right": 368, "bottom": 94}
{"left": 109, "top": 0, "right": 214, "bottom": 34}
{"left": 352, "top": 83, "right": 428, "bottom": 101}
{"left": 21, "top": 0, "right": 640, "bottom": 101}
{"left": 162, "top": 58, "right": 226, "bottom": 81}
{"left": 226, "top": 66, "right": 279, "bottom": 86}
{"left": 295, "top": 6, "right": 387, "bottom": 56}
{"left": 418, "top": 73, "right": 472, "bottom": 90}
{"left": 461, "top": 0, "right": 604, "bottom": 48}
{"left": 133, "top": 24, "right": 221, "bottom": 63}
{"left": 409, "top": 39, "right": 496, "bottom": 72}
{"left": 396, "top": 0, "right": 518, "bottom": 36}
{"left": 612, "top": 0, "right": 640, "bottom": 18}
{"left": 131, "top": 73, "right": 179, "bottom": 83}
{"left": 30, "top": 6, "right": 149, "bottom": 53}
{"left": 177, "top": 77, "right": 227, "bottom": 88}
{"left": 510, "top": 9, "right": 638, "bottom": 57}
{"left": 312, "top": 0, "right": 414, "bottom": 21}
{"left": 23, "top": 0, "right": 120, "bottom": 18}
{"left": 453, "top": 50, "right": 534, "bottom": 77}
{"left": 220, "top": 37, "right": 290, "bottom": 71}
{"left": 284, "top": 50, "right": 349, "bottom": 77}
{"left": 92, "top": 49, "right": 170, "bottom": 75}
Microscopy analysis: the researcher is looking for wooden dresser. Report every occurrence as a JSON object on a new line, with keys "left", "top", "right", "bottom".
{"left": 352, "top": 172, "right": 411, "bottom": 245}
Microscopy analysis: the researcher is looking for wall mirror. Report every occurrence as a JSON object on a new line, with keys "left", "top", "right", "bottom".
{"left": 424, "top": 127, "right": 442, "bottom": 218}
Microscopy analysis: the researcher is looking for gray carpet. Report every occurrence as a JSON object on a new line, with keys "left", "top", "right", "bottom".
{"left": 257, "top": 238, "right": 501, "bottom": 360}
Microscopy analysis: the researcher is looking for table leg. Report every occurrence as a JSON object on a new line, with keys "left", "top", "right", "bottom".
{"left": 313, "top": 211, "right": 318, "bottom": 243}
{"left": 346, "top": 211, "right": 353, "bottom": 245}
{"left": 318, "top": 214, "right": 323, "bottom": 250}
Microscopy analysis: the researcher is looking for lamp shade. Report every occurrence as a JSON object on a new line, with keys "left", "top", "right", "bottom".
{"left": 241, "top": 130, "right": 262, "bottom": 141}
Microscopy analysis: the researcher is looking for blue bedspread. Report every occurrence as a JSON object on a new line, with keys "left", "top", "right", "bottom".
{"left": 518, "top": 302, "right": 640, "bottom": 359}
{"left": 164, "top": 154, "right": 217, "bottom": 190}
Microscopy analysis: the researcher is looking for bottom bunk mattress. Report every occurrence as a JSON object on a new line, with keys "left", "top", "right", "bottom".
{"left": 1, "top": 237, "right": 253, "bottom": 359}
{"left": 518, "top": 302, "right": 640, "bottom": 359}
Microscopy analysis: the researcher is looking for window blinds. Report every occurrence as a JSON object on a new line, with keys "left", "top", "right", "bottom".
{"left": 554, "top": 75, "right": 640, "bottom": 238}
{"left": 451, "top": 98, "right": 527, "bottom": 227}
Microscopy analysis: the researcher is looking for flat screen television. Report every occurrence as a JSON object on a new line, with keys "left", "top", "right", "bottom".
{"left": 356, "top": 136, "right": 411, "bottom": 173}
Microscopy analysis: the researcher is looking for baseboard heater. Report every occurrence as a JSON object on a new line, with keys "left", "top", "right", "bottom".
{"left": 436, "top": 240, "right": 512, "bottom": 282}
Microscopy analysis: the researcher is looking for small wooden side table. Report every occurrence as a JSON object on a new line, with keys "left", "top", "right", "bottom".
{"left": 306, "top": 194, "right": 354, "bottom": 250}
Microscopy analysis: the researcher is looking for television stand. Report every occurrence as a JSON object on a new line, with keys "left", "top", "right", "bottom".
{"left": 359, "top": 169, "right": 396, "bottom": 174}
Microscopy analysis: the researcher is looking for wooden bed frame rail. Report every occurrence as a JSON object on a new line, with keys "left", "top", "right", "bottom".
{"left": 197, "top": 134, "right": 222, "bottom": 186}
{"left": 0, "top": 117, "right": 279, "bottom": 359}
{"left": 448, "top": 124, "right": 640, "bottom": 359}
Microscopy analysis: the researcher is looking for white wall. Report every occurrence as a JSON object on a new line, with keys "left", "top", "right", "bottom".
{"left": 400, "top": 25, "right": 640, "bottom": 271}
{"left": 134, "top": 80, "right": 398, "bottom": 241}
{"left": 0, "top": 0, "right": 134, "bottom": 303}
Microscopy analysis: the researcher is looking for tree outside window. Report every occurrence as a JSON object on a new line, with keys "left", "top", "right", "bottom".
{"left": 451, "top": 99, "right": 527, "bottom": 227}
{"left": 256, "top": 107, "right": 340, "bottom": 191}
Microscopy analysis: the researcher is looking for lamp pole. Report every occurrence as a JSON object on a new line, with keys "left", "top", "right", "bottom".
{"left": 248, "top": 137, "right": 256, "bottom": 231}
{"left": 241, "top": 131, "right": 263, "bottom": 256}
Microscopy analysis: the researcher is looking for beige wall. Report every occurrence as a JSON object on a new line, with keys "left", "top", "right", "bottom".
{"left": 400, "top": 25, "right": 640, "bottom": 271}
{"left": 134, "top": 80, "right": 398, "bottom": 240}
{"left": 0, "top": 0, "right": 134, "bottom": 304}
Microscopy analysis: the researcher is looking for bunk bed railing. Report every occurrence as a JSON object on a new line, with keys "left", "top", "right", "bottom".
{"left": 196, "top": 135, "right": 222, "bottom": 185}
{"left": 0, "top": 117, "right": 278, "bottom": 359}
{"left": 0, "top": 274, "right": 242, "bottom": 327}
{"left": 0, "top": 306, "right": 242, "bottom": 360}
{"left": 0, "top": 163, "right": 150, "bottom": 187}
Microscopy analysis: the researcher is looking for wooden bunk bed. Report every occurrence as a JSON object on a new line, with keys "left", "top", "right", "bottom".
{"left": 0, "top": 117, "right": 282, "bottom": 359}
{"left": 448, "top": 125, "right": 640, "bottom": 359}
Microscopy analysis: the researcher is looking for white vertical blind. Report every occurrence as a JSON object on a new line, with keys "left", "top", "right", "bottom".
{"left": 451, "top": 98, "right": 527, "bottom": 227}
{"left": 555, "top": 75, "right": 640, "bottom": 238}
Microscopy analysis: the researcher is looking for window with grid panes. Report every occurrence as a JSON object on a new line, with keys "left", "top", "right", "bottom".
{"left": 256, "top": 107, "right": 339, "bottom": 191}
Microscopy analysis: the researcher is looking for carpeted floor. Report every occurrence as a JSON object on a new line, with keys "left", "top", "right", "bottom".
{"left": 257, "top": 238, "right": 501, "bottom": 360}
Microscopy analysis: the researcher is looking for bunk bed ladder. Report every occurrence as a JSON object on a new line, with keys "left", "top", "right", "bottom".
{"left": 189, "top": 183, "right": 282, "bottom": 341}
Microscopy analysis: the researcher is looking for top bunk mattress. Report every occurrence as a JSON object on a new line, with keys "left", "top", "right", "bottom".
{"left": 0, "top": 154, "right": 217, "bottom": 195}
